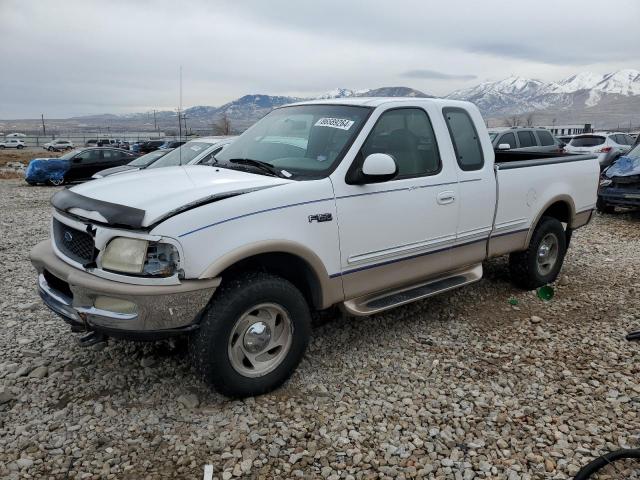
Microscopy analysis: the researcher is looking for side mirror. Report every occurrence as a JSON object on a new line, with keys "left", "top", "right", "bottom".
{"left": 497, "top": 143, "right": 511, "bottom": 150}
{"left": 349, "top": 153, "right": 398, "bottom": 185}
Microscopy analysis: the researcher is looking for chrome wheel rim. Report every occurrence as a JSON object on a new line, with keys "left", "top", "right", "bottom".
{"left": 228, "top": 303, "right": 293, "bottom": 378}
{"left": 537, "top": 233, "right": 559, "bottom": 276}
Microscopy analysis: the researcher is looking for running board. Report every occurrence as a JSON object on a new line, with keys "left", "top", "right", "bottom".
{"left": 342, "top": 264, "right": 483, "bottom": 316}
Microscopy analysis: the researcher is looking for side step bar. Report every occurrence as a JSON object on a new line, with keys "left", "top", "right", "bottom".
{"left": 342, "top": 264, "right": 483, "bottom": 316}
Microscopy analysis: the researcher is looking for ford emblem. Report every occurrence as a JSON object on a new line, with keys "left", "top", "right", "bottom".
{"left": 64, "top": 231, "right": 73, "bottom": 242}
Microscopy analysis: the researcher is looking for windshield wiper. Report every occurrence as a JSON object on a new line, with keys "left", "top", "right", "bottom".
{"left": 227, "top": 158, "right": 286, "bottom": 178}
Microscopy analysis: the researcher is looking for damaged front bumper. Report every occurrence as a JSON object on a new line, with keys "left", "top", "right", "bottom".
{"left": 599, "top": 185, "right": 640, "bottom": 208}
{"left": 30, "top": 240, "right": 220, "bottom": 340}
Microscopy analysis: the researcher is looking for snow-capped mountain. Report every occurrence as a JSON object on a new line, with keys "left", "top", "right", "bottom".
{"left": 446, "top": 69, "right": 640, "bottom": 119}
{"left": 318, "top": 88, "right": 362, "bottom": 99}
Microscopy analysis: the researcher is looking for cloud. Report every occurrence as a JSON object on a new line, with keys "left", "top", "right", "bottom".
{"left": 402, "top": 70, "right": 477, "bottom": 80}
{"left": 0, "top": 0, "right": 638, "bottom": 117}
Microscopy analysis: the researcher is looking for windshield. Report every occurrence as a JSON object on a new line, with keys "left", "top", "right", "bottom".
{"left": 624, "top": 143, "right": 640, "bottom": 160}
{"left": 59, "top": 149, "right": 84, "bottom": 160}
{"left": 215, "top": 104, "right": 371, "bottom": 178}
{"left": 147, "top": 142, "right": 213, "bottom": 169}
{"left": 569, "top": 135, "right": 605, "bottom": 147}
{"left": 128, "top": 149, "right": 170, "bottom": 167}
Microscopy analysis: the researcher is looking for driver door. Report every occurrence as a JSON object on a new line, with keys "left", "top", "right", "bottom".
{"left": 332, "top": 107, "right": 459, "bottom": 299}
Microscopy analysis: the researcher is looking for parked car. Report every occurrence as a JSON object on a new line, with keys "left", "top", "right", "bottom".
{"left": 556, "top": 135, "right": 575, "bottom": 145}
{"left": 146, "top": 137, "right": 235, "bottom": 170}
{"left": 43, "top": 139, "right": 74, "bottom": 151}
{"left": 0, "top": 138, "right": 25, "bottom": 149}
{"left": 97, "top": 139, "right": 114, "bottom": 147}
{"left": 30, "top": 98, "right": 599, "bottom": 397}
{"left": 159, "top": 140, "right": 186, "bottom": 149}
{"left": 116, "top": 140, "right": 130, "bottom": 150}
{"left": 129, "top": 141, "right": 147, "bottom": 154}
{"left": 564, "top": 132, "right": 635, "bottom": 168}
{"left": 24, "top": 147, "right": 138, "bottom": 185}
{"left": 597, "top": 142, "right": 640, "bottom": 213}
{"left": 137, "top": 139, "right": 166, "bottom": 154}
{"left": 489, "top": 127, "right": 563, "bottom": 153}
{"left": 85, "top": 139, "right": 98, "bottom": 147}
{"left": 92, "top": 148, "right": 173, "bottom": 179}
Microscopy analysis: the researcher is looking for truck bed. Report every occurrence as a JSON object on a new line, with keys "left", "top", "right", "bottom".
{"left": 494, "top": 150, "right": 597, "bottom": 168}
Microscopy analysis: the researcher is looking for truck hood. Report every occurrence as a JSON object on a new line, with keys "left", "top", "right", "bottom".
{"left": 52, "top": 165, "right": 290, "bottom": 228}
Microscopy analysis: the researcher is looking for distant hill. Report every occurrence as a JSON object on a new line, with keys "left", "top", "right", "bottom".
{"left": 3, "top": 71, "right": 639, "bottom": 134}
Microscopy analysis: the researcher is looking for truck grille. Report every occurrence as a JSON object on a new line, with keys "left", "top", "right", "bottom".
{"left": 53, "top": 218, "right": 96, "bottom": 265}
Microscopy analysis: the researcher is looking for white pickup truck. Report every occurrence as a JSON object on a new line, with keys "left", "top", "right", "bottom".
{"left": 30, "top": 98, "right": 599, "bottom": 397}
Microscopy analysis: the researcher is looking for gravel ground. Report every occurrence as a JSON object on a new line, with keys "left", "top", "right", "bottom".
{"left": 1, "top": 178, "right": 640, "bottom": 479}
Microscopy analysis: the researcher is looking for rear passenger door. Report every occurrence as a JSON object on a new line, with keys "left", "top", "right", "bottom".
{"left": 535, "top": 130, "right": 559, "bottom": 152}
{"left": 516, "top": 130, "right": 538, "bottom": 152}
{"left": 333, "top": 106, "right": 459, "bottom": 299}
{"left": 443, "top": 107, "right": 496, "bottom": 266}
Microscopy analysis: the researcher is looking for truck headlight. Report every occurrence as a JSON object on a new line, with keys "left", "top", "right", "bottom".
{"left": 102, "top": 238, "right": 180, "bottom": 277}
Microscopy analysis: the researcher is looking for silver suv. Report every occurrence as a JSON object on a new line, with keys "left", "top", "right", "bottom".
{"left": 489, "top": 127, "right": 563, "bottom": 153}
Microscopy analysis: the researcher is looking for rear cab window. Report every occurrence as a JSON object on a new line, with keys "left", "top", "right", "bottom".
{"left": 536, "top": 130, "right": 555, "bottom": 146}
{"left": 443, "top": 107, "right": 484, "bottom": 171}
{"left": 517, "top": 131, "right": 537, "bottom": 147}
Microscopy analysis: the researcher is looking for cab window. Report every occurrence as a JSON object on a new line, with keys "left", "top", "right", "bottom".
{"left": 360, "top": 108, "right": 441, "bottom": 178}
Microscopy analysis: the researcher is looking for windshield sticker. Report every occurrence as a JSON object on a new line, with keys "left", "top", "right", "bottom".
{"left": 315, "top": 117, "right": 355, "bottom": 130}
{"left": 190, "top": 145, "right": 202, "bottom": 151}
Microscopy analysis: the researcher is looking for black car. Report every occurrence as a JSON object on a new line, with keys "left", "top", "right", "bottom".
{"left": 139, "top": 139, "right": 167, "bottom": 154}
{"left": 92, "top": 148, "right": 173, "bottom": 178}
{"left": 58, "top": 147, "right": 138, "bottom": 183}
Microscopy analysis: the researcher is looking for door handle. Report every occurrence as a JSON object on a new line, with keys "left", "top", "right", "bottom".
{"left": 437, "top": 191, "right": 456, "bottom": 205}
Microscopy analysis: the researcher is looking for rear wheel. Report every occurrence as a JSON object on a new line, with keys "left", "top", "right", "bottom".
{"left": 189, "top": 272, "right": 311, "bottom": 398}
{"left": 509, "top": 216, "right": 567, "bottom": 290}
{"left": 17, "top": 145, "right": 23, "bottom": 149}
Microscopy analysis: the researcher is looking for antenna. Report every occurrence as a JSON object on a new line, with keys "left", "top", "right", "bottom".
{"left": 178, "top": 65, "right": 183, "bottom": 164}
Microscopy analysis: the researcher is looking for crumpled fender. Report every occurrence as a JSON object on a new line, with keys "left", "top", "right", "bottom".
{"left": 24, "top": 158, "right": 70, "bottom": 183}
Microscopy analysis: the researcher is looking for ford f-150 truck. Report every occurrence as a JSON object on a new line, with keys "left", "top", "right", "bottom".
{"left": 30, "top": 98, "right": 599, "bottom": 397}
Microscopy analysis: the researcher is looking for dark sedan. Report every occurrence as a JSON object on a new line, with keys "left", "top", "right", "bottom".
{"left": 92, "top": 149, "right": 173, "bottom": 179}
{"left": 25, "top": 147, "right": 138, "bottom": 185}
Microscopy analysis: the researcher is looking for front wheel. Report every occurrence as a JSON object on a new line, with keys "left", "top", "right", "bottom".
{"left": 509, "top": 216, "right": 567, "bottom": 290}
{"left": 48, "top": 176, "right": 64, "bottom": 186}
{"left": 17, "top": 145, "right": 24, "bottom": 149}
{"left": 189, "top": 272, "right": 311, "bottom": 398}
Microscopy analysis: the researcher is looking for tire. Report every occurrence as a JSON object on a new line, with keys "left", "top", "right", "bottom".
{"left": 509, "top": 216, "right": 567, "bottom": 290}
{"left": 48, "top": 177, "right": 64, "bottom": 186}
{"left": 596, "top": 197, "right": 615, "bottom": 214}
{"left": 189, "top": 272, "right": 311, "bottom": 398}
{"left": 17, "top": 145, "right": 23, "bottom": 149}
{"left": 0, "top": 146, "right": 5, "bottom": 149}
{"left": 48, "top": 146, "right": 54, "bottom": 152}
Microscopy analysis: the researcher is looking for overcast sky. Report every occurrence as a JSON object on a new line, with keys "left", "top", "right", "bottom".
{"left": 1, "top": 0, "right": 638, "bottom": 118}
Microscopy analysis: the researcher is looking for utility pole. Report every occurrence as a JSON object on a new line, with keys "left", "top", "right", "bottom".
{"left": 153, "top": 110, "right": 157, "bottom": 132}
{"left": 41, "top": 114, "right": 46, "bottom": 136}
